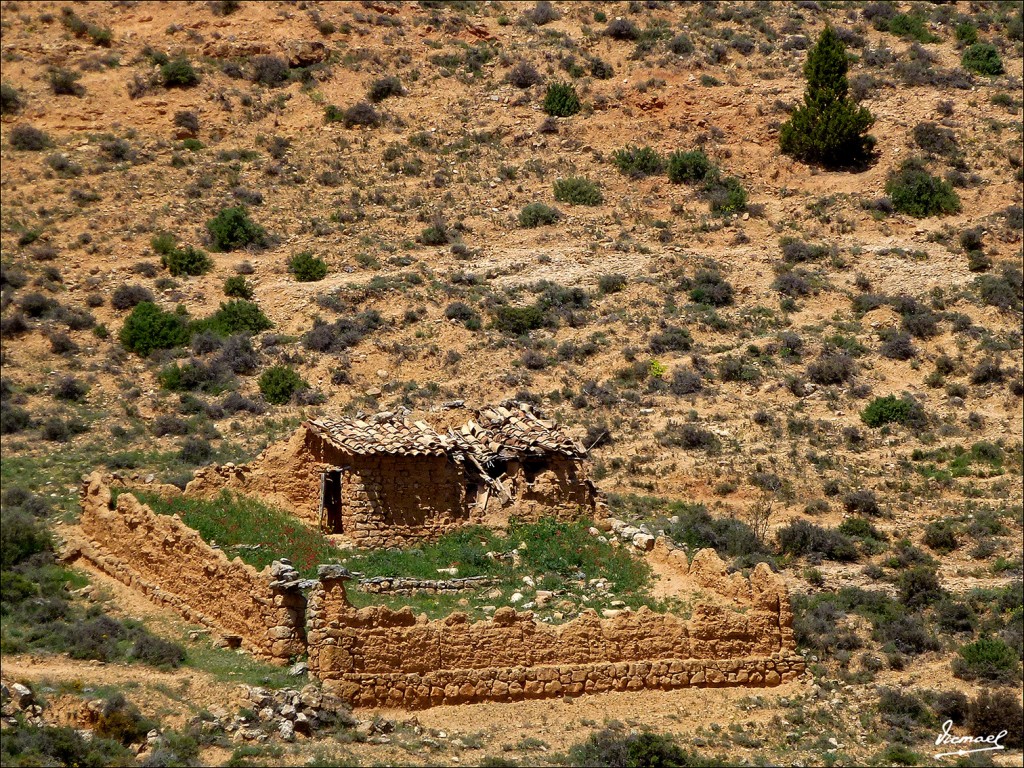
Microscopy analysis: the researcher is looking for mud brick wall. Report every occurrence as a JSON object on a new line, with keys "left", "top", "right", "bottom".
{"left": 336, "top": 454, "right": 469, "bottom": 548}
{"left": 75, "top": 472, "right": 305, "bottom": 664}
{"left": 307, "top": 556, "right": 804, "bottom": 708}
{"left": 492, "top": 456, "right": 599, "bottom": 524}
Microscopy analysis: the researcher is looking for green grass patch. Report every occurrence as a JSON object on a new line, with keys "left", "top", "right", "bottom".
{"left": 129, "top": 490, "right": 342, "bottom": 578}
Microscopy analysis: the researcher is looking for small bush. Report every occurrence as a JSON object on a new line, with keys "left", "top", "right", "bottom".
{"left": 553, "top": 177, "right": 602, "bottom": 205}
{"left": 885, "top": 160, "right": 961, "bottom": 217}
{"left": 223, "top": 275, "right": 253, "bottom": 299}
{"left": 843, "top": 488, "right": 881, "bottom": 516}
{"left": 288, "top": 251, "right": 328, "bottom": 282}
{"left": 604, "top": 18, "right": 640, "bottom": 40}
{"left": 961, "top": 43, "right": 1004, "bottom": 76}
{"left": 668, "top": 33, "right": 695, "bottom": 55}
{"left": 524, "top": 0, "right": 560, "bottom": 26}
{"left": 967, "top": 690, "right": 1024, "bottom": 749}
{"left": 656, "top": 422, "right": 720, "bottom": 451}
{"left": 493, "top": 305, "right": 545, "bottom": 335}
{"left": 861, "top": 394, "right": 925, "bottom": 428}
{"left": 806, "top": 354, "right": 856, "bottom": 387}
{"left": 923, "top": 521, "right": 958, "bottom": 554}
{"left": 178, "top": 436, "right": 214, "bottom": 464}
{"left": 119, "top": 302, "right": 189, "bottom": 356}
{"left": 669, "top": 368, "right": 703, "bottom": 395}
{"left": 507, "top": 60, "right": 543, "bottom": 88}
{"left": 53, "top": 376, "right": 88, "bottom": 402}
{"left": 612, "top": 145, "right": 663, "bottom": 178}
{"left": 340, "top": 101, "right": 382, "bottom": 128}
{"left": 648, "top": 324, "right": 692, "bottom": 353}
{"left": 899, "top": 566, "right": 944, "bottom": 609}
{"left": 668, "top": 149, "right": 715, "bottom": 184}
{"left": 49, "top": 68, "right": 85, "bottom": 96}
{"left": 367, "top": 74, "right": 403, "bottom": 102}
{"left": 568, "top": 728, "right": 719, "bottom": 768}
{"left": 258, "top": 365, "right": 306, "bottom": 405}
{"left": 703, "top": 175, "right": 747, "bottom": 215}
{"left": 777, "top": 520, "right": 859, "bottom": 561}
{"left": 689, "top": 268, "right": 733, "bottom": 306}
{"left": 597, "top": 274, "right": 626, "bottom": 294}
{"left": 161, "top": 57, "right": 200, "bottom": 88}
{"left": 206, "top": 206, "right": 267, "bottom": 251}
{"left": 173, "top": 110, "right": 200, "bottom": 135}
{"left": 111, "top": 284, "right": 154, "bottom": 310}
{"left": 879, "top": 331, "right": 916, "bottom": 361}
{"left": 954, "top": 637, "right": 1020, "bottom": 683}
{"left": 519, "top": 202, "right": 561, "bottom": 227}
{"left": 913, "top": 121, "right": 958, "bottom": 159}
{"left": 542, "top": 82, "right": 581, "bottom": 117}
{"left": 444, "top": 302, "right": 481, "bottom": 330}
{"left": 1, "top": 82, "right": 24, "bottom": 114}
{"left": 162, "top": 245, "right": 212, "bottom": 277}
{"left": 250, "top": 55, "right": 289, "bottom": 86}
{"left": 9, "top": 125, "right": 50, "bottom": 151}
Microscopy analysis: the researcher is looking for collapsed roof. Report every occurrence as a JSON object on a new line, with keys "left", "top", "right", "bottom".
{"left": 305, "top": 402, "right": 587, "bottom": 466}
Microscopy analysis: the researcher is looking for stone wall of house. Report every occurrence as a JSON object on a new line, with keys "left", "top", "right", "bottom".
{"left": 335, "top": 454, "right": 469, "bottom": 548}
{"left": 307, "top": 555, "right": 803, "bottom": 708}
{"left": 489, "top": 455, "right": 602, "bottom": 524}
{"left": 73, "top": 472, "right": 306, "bottom": 664}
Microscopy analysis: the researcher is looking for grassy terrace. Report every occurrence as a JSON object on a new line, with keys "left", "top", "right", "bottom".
{"left": 130, "top": 490, "right": 664, "bottom": 621}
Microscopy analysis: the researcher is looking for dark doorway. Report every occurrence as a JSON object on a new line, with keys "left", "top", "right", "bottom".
{"left": 322, "top": 469, "right": 342, "bottom": 532}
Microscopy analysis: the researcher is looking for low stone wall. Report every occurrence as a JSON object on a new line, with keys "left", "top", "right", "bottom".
{"left": 357, "top": 576, "right": 499, "bottom": 595}
{"left": 73, "top": 472, "right": 306, "bottom": 664}
{"left": 307, "top": 556, "right": 803, "bottom": 708}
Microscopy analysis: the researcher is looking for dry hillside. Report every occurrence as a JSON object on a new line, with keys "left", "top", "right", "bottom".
{"left": 1, "top": 1, "right": 1022, "bottom": 766}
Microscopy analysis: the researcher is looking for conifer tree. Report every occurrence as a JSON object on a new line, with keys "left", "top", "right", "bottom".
{"left": 779, "top": 27, "right": 875, "bottom": 168}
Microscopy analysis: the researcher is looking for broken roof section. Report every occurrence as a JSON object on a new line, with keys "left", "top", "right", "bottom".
{"left": 304, "top": 402, "right": 586, "bottom": 464}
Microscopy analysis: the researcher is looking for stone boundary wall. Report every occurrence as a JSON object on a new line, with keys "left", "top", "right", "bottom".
{"left": 358, "top": 575, "right": 499, "bottom": 595}
{"left": 307, "top": 556, "right": 804, "bottom": 708}
{"left": 73, "top": 472, "right": 306, "bottom": 664}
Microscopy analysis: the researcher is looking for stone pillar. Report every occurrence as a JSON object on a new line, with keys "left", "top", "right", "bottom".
{"left": 267, "top": 559, "right": 308, "bottom": 661}
{"left": 306, "top": 565, "right": 354, "bottom": 680}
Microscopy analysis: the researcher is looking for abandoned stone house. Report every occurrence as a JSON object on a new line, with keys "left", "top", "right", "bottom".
{"left": 186, "top": 403, "right": 604, "bottom": 547}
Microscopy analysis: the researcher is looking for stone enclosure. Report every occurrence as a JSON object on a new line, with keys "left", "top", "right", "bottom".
{"left": 69, "top": 473, "right": 804, "bottom": 705}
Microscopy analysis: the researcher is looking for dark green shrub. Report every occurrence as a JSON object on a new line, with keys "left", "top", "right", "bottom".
{"left": 703, "top": 175, "right": 747, "bottom": 215}
{"left": 542, "top": 82, "right": 581, "bottom": 117}
{"left": 913, "top": 121, "right": 959, "bottom": 159}
{"left": 598, "top": 274, "right": 627, "bottom": 294}
{"left": 323, "top": 104, "right": 345, "bottom": 123}
{"left": 367, "top": 75, "right": 403, "bottom": 102}
{"left": 259, "top": 365, "right": 306, "bottom": 405}
{"left": 340, "top": 101, "right": 382, "bottom": 128}
{"left": 663, "top": 503, "right": 767, "bottom": 560}
{"left": 838, "top": 516, "right": 886, "bottom": 541}
{"left": 519, "top": 202, "right": 561, "bottom": 227}
{"left": 568, "top": 727, "right": 724, "bottom": 768}
{"left": 0, "top": 722, "right": 134, "bottom": 767}
{"left": 777, "top": 520, "right": 859, "bottom": 561}
{"left": 9, "top": 125, "right": 50, "bottom": 151}
{"left": 861, "top": 394, "right": 925, "bottom": 428}
{"left": 128, "top": 632, "right": 186, "bottom": 668}
{"left": 302, "top": 312, "right": 381, "bottom": 352}
{"left": 158, "top": 360, "right": 232, "bottom": 393}
{"left": 668, "top": 33, "right": 695, "bottom": 55}
{"left": 954, "top": 637, "right": 1020, "bottom": 683}
{"left": 961, "top": 43, "right": 1004, "bottom": 75}
{"left": 111, "top": 284, "right": 154, "bottom": 310}
{"left": 612, "top": 145, "right": 664, "bottom": 178}
{"left": 288, "top": 251, "right": 328, "bottom": 282}
{"left": 444, "top": 302, "right": 481, "bottom": 330}
{"left": 885, "top": 160, "right": 961, "bottom": 217}
{"left": 974, "top": 263, "right": 1023, "bottom": 311}
{"left": 779, "top": 26, "right": 875, "bottom": 168}
{"left": 923, "top": 521, "right": 958, "bottom": 554}
{"left": 1, "top": 82, "right": 24, "bottom": 114}
{"left": 178, "top": 436, "right": 214, "bottom": 464}
{"left": 955, "top": 23, "right": 978, "bottom": 46}
{"left": 162, "top": 245, "right": 213, "bottom": 277}
{"left": 689, "top": 268, "right": 733, "bottom": 306}
{"left": 119, "top": 302, "right": 189, "bottom": 356}
{"left": 668, "top": 150, "right": 715, "bottom": 184}
{"left": 553, "top": 177, "right": 602, "bottom": 205}
{"left": 1, "top": 510, "right": 51, "bottom": 568}
{"left": 968, "top": 690, "right": 1024, "bottom": 749}
{"left": 493, "top": 305, "right": 545, "bottom": 335}
{"left": 206, "top": 206, "right": 267, "bottom": 251}
{"left": 648, "top": 324, "right": 692, "bottom": 353}
{"left": 899, "top": 566, "right": 944, "bottom": 608}
{"left": 195, "top": 300, "right": 272, "bottom": 336}
{"left": 161, "top": 57, "right": 200, "bottom": 88}
{"left": 223, "top": 275, "right": 253, "bottom": 299}
{"left": 807, "top": 352, "right": 856, "bottom": 385}
{"left": 49, "top": 68, "right": 84, "bottom": 96}
{"left": 656, "top": 422, "right": 720, "bottom": 451}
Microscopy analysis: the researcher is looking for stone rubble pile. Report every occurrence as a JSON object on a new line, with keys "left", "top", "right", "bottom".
{"left": 227, "top": 684, "right": 356, "bottom": 743}
{"left": 1, "top": 681, "right": 43, "bottom": 725}
{"left": 599, "top": 517, "right": 665, "bottom": 552}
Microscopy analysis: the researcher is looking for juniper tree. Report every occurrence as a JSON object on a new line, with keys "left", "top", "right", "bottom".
{"left": 779, "top": 26, "right": 875, "bottom": 168}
